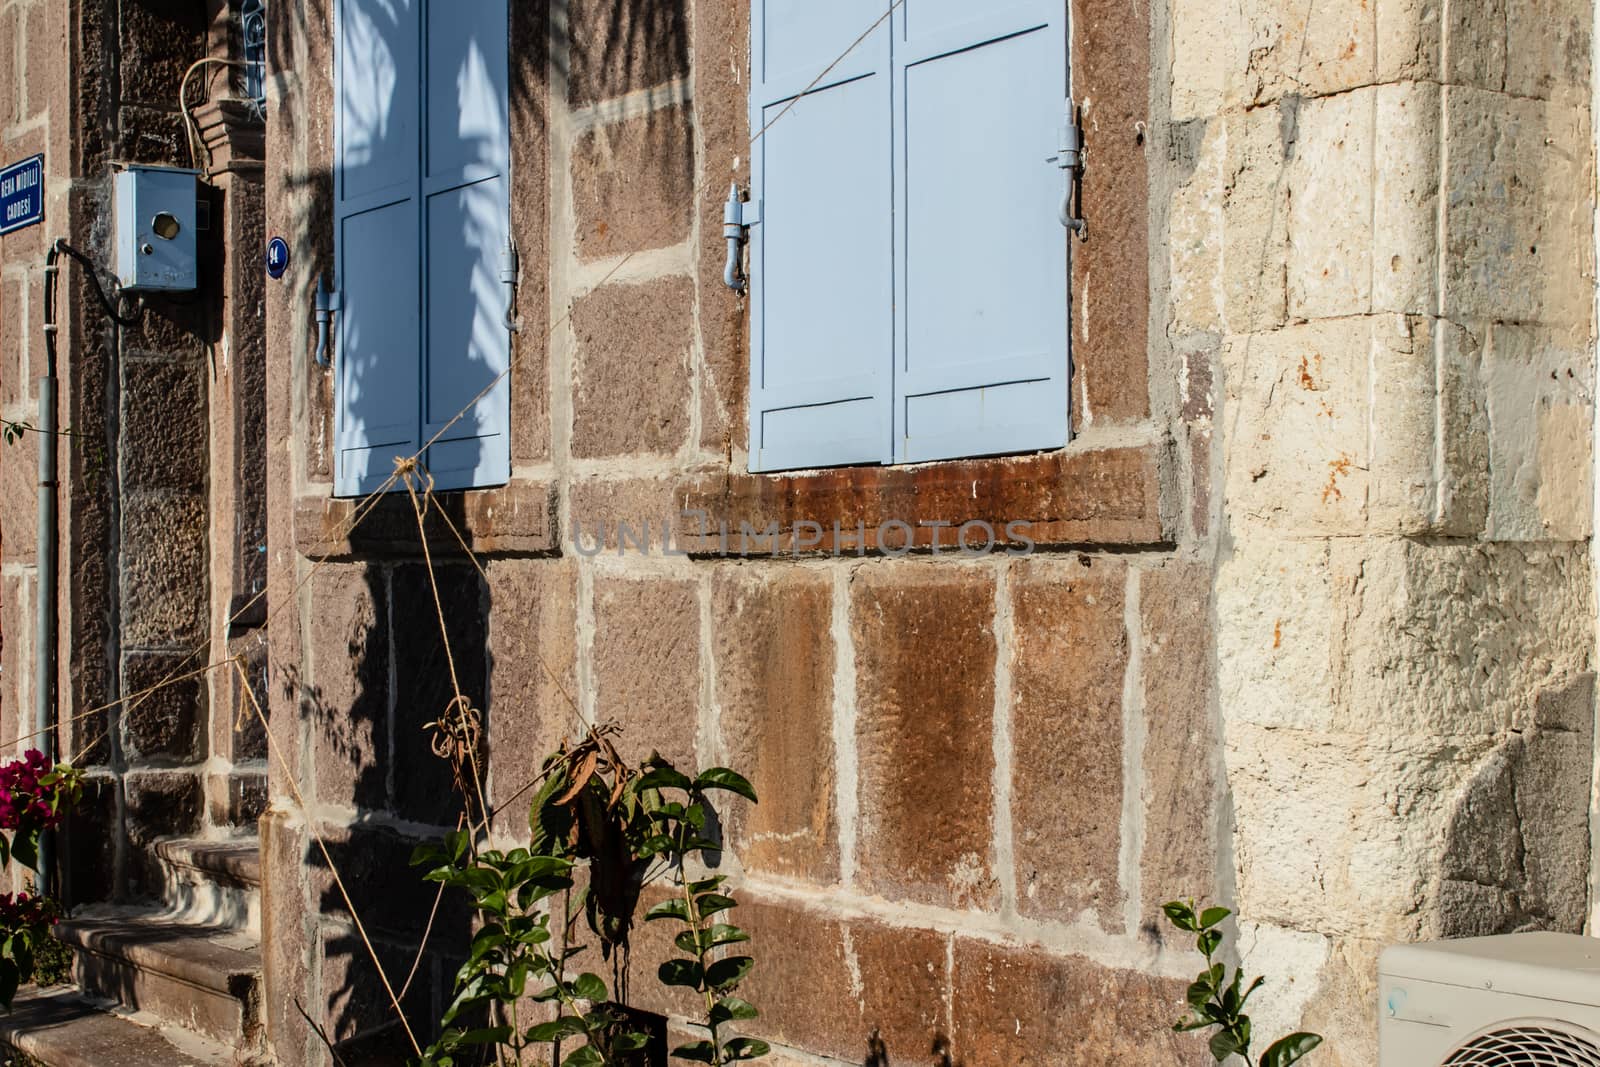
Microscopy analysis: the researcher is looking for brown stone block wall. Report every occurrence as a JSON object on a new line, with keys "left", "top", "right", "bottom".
{"left": 1012, "top": 556, "right": 1128, "bottom": 929}
{"left": 853, "top": 564, "right": 998, "bottom": 910}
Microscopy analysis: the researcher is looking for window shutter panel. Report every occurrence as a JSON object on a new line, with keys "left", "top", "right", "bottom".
{"left": 334, "top": 0, "right": 423, "bottom": 497}
{"left": 420, "top": 0, "right": 511, "bottom": 491}
{"left": 748, "top": 2, "right": 894, "bottom": 472}
{"left": 892, "top": 2, "right": 1069, "bottom": 464}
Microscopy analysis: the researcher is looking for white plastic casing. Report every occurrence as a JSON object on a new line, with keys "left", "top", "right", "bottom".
{"left": 1379, "top": 932, "right": 1600, "bottom": 1064}
{"left": 114, "top": 165, "right": 199, "bottom": 291}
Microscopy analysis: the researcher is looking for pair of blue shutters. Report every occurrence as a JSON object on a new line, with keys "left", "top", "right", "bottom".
{"left": 749, "top": 1, "right": 1070, "bottom": 472}
{"left": 333, "top": 0, "right": 511, "bottom": 496}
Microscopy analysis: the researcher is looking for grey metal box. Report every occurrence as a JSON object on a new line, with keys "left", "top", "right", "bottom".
{"left": 114, "top": 166, "right": 199, "bottom": 292}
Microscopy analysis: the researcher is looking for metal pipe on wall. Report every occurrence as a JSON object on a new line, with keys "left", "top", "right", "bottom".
{"left": 35, "top": 248, "right": 59, "bottom": 897}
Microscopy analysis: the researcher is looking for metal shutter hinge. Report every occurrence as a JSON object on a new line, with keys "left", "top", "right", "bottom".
{"left": 1050, "top": 101, "right": 1088, "bottom": 240}
{"left": 723, "top": 183, "right": 750, "bottom": 293}
{"left": 314, "top": 273, "right": 340, "bottom": 368}
{"left": 500, "top": 236, "right": 522, "bottom": 332}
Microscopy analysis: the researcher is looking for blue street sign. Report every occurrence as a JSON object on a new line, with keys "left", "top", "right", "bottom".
{"left": 0, "top": 155, "right": 44, "bottom": 236}
{"left": 265, "top": 236, "right": 289, "bottom": 278}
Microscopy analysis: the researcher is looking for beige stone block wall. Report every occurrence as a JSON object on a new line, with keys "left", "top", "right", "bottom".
{"left": 1169, "top": 0, "right": 1599, "bottom": 1061}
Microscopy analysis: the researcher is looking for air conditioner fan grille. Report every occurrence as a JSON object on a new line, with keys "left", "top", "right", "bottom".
{"left": 1444, "top": 1023, "right": 1600, "bottom": 1066}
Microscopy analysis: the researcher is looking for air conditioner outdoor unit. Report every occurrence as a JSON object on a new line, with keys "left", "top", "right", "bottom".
{"left": 1379, "top": 932, "right": 1600, "bottom": 1065}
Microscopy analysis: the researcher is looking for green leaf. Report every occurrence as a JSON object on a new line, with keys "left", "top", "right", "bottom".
{"left": 1209, "top": 1029, "right": 1247, "bottom": 1062}
{"left": 1258, "top": 1033, "right": 1323, "bottom": 1067}
{"left": 695, "top": 768, "right": 758, "bottom": 803}
{"left": 638, "top": 767, "right": 693, "bottom": 792}
{"left": 1199, "top": 906, "right": 1232, "bottom": 930}
{"left": 1163, "top": 901, "right": 1198, "bottom": 931}
{"left": 705, "top": 955, "right": 753, "bottom": 991}
{"left": 1186, "top": 979, "right": 1214, "bottom": 1012}
{"left": 451, "top": 1026, "right": 513, "bottom": 1046}
{"left": 1197, "top": 929, "right": 1222, "bottom": 958}
{"left": 563, "top": 1046, "right": 605, "bottom": 1067}
{"left": 696, "top": 893, "right": 737, "bottom": 917}
{"left": 613, "top": 1031, "right": 650, "bottom": 1052}
{"left": 570, "top": 972, "right": 607, "bottom": 1002}
{"left": 709, "top": 997, "right": 759, "bottom": 1025}
{"left": 526, "top": 1017, "right": 589, "bottom": 1042}
{"left": 11, "top": 829, "right": 38, "bottom": 873}
{"left": 646, "top": 898, "right": 690, "bottom": 922}
{"left": 671, "top": 1040, "right": 718, "bottom": 1063}
{"left": 660, "top": 958, "right": 705, "bottom": 988}
{"left": 725, "top": 1037, "right": 771, "bottom": 1060}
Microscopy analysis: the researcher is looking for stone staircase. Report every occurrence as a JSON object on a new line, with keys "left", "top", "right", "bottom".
{"left": 0, "top": 836, "right": 267, "bottom": 1066}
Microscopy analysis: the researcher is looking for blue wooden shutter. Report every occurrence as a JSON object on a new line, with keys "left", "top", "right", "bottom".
{"left": 748, "top": 2, "right": 894, "bottom": 472}
{"left": 892, "top": 2, "right": 1069, "bottom": 463}
{"left": 420, "top": 0, "right": 511, "bottom": 491}
{"left": 334, "top": 0, "right": 422, "bottom": 497}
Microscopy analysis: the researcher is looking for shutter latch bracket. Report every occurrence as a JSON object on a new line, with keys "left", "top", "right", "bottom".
{"left": 500, "top": 236, "right": 522, "bottom": 333}
{"left": 314, "top": 273, "right": 340, "bottom": 368}
{"left": 1050, "top": 101, "right": 1088, "bottom": 240}
{"left": 723, "top": 183, "right": 750, "bottom": 294}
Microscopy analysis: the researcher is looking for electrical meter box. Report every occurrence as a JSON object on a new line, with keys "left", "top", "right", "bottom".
{"left": 114, "top": 166, "right": 199, "bottom": 291}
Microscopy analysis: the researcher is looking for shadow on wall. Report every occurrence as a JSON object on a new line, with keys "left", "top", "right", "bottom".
{"left": 279, "top": 559, "right": 489, "bottom": 1059}
{"left": 1434, "top": 672, "right": 1595, "bottom": 938}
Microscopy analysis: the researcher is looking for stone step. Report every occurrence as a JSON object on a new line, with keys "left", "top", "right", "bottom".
{"left": 0, "top": 986, "right": 237, "bottom": 1067}
{"left": 153, "top": 835, "right": 261, "bottom": 935}
{"left": 55, "top": 907, "right": 264, "bottom": 1053}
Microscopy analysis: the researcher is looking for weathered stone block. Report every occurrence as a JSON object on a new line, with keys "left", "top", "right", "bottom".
{"left": 124, "top": 770, "right": 202, "bottom": 897}
{"left": 571, "top": 278, "right": 694, "bottom": 460}
{"left": 1372, "top": 83, "right": 1441, "bottom": 316}
{"left": 0, "top": 267, "right": 25, "bottom": 413}
{"left": 64, "top": 773, "right": 117, "bottom": 907}
{"left": 1367, "top": 315, "right": 1441, "bottom": 533}
{"left": 1221, "top": 105, "right": 1289, "bottom": 333}
{"left": 1139, "top": 561, "right": 1217, "bottom": 929}
{"left": 1216, "top": 537, "right": 1338, "bottom": 734}
{"left": 122, "top": 357, "right": 208, "bottom": 492}
{"left": 572, "top": 104, "right": 694, "bottom": 261}
{"left": 120, "top": 491, "right": 209, "bottom": 648}
{"left": 318, "top": 926, "right": 433, "bottom": 1047}
{"left": 1071, "top": 0, "right": 1151, "bottom": 426}
{"left": 592, "top": 575, "right": 700, "bottom": 772}
{"left": 1505, "top": 0, "right": 1591, "bottom": 102}
{"left": 1012, "top": 557, "right": 1126, "bottom": 928}
{"left": 308, "top": 563, "right": 389, "bottom": 813}
{"left": 121, "top": 650, "right": 204, "bottom": 763}
{"left": 949, "top": 939, "right": 1202, "bottom": 1065}
{"left": 735, "top": 897, "right": 949, "bottom": 1063}
{"left": 0, "top": 8, "right": 18, "bottom": 129}
{"left": 1, "top": 428, "right": 39, "bottom": 563}
{"left": 853, "top": 564, "right": 996, "bottom": 909}
{"left": 1442, "top": 90, "right": 1594, "bottom": 327}
{"left": 567, "top": 0, "right": 689, "bottom": 106}
{"left": 391, "top": 564, "right": 488, "bottom": 827}
{"left": 692, "top": 0, "right": 750, "bottom": 454}
{"left": 307, "top": 820, "right": 474, "bottom": 945}
{"left": 1287, "top": 89, "right": 1374, "bottom": 320}
{"left": 484, "top": 558, "right": 579, "bottom": 834}
{"left": 1169, "top": 119, "right": 1224, "bottom": 335}
{"left": 569, "top": 473, "right": 695, "bottom": 554}
{"left": 118, "top": 0, "right": 208, "bottom": 108}
{"left": 1223, "top": 319, "right": 1373, "bottom": 534}
{"left": 713, "top": 567, "right": 836, "bottom": 884}
{"left": 1485, "top": 323, "right": 1593, "bottom": 540}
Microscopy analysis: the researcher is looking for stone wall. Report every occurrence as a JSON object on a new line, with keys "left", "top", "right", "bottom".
{"left": 0, "top": 0, "right": 267, "bottom": 904}
{"left": 220, "top": 0, "right": 1600, "bottom": 1063}
{"left": 1170, "top": 0, "right": 1599, "bottom": 1062}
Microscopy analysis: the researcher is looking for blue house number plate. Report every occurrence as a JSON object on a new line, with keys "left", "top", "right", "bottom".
{"left": 266, "top": 236, "right": 289, "bottom": 278}
{"left": 0, "top": 155, "right": 44, "bottom": 236}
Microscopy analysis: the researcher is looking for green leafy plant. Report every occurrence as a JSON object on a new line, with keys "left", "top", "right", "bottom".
{"left": 1163, "top": 900, "right": 1322, "bottom": 1067}
{"left": 410, "top": 831, "right": 649, "bottom": 1066}
{"left": 631, "top": 761, "right": 767, "bottom": 1065}
{"left": 412, "top": 726, "right": 766, "bottom": 1066}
